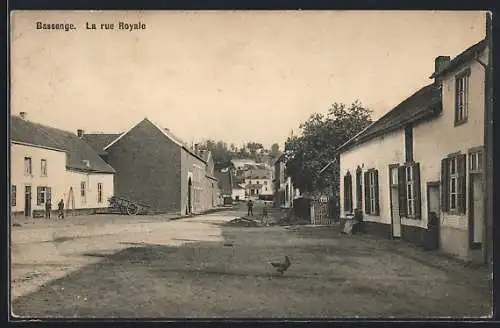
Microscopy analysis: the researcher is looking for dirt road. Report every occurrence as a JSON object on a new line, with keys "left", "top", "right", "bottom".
{"left": 11, "top": 206, "right": 492, "bottom": 318}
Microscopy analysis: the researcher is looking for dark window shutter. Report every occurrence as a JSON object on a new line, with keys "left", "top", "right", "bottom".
{"left": 398, "top": 165, "right": 407, "bottom": 217}
{"left": 457, "top": 154, "right": 467, "bottom": 214}
{"left": 441, "top": 158, "right": 449, "bottom": 212}
{"left": 413, "top": 163, "right": 421, "bottom": 219}
{"left": 347, "top": 174, "right": 353, "bottom": 212}
{"left": 343, "top": 174, "right": 349, "bottom": 212}
{"left": 364, "top": 171, "right": 370, "bottom": 214}
{"left": 356, "top": 168, "right": 362, "bottom": 209}
{"left": 374, "top": 170, "right": 380, "bottom": 215}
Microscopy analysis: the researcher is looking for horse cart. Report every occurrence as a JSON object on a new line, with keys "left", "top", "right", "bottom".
{"left": 108, "top": 196, "right": 150, "bottom": 215}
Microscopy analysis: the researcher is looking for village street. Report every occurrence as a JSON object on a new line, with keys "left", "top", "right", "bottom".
{"left": 11, "top": 203, "right": 491, "bottom": 318}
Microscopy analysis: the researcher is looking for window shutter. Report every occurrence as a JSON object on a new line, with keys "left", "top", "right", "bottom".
{"left": 441, "top": 158, "right": 449, "bottom": 212}
{"left": 364, "top": 171, "right": 370, "bottom": 214}
{"left": 343, "top": 174, "right": 349, "bottom": 212}
{"left": 356, "top": 168, "right": 362, "bottom": 209}
{"left": 398, "top": 165, "right": 407, "bottom": 217}
{"left": 457, "top": 154, "right": 467, "bottom": 214}
{"left": 374, "top": 170, "right": 380, "bottom": 216}
{"left": 413, "top": 163, "right": 421, "bottom": 219}
{"left": 47, "top": 187, "right": 52, "bottom": 202}
{"left": 347, "top": 174, "right": 353, "bottom": 212}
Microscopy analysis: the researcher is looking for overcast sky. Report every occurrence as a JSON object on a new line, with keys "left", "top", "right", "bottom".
{"left": 11, "top": 11, "right": 485, "bottom": 149}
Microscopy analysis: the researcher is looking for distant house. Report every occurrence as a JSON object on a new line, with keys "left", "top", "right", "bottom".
{"left": 231, "top": 183, "right": 245, "bottom": 201}
{"left": 338, "top": 39, "right": 490, "bottom": 263}
{"left": 243, "top": 167, "right": 273, "bottom": 197}
{"left": 83, "top": 118, "right": 214, "bottom": 215}
{"left": 11, "top": 114, "right": 115, "bottom": 217}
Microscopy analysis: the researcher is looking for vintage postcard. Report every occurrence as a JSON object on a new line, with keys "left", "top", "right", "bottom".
{"left": 9, "top": 10, "right": 492, "bottom": 319}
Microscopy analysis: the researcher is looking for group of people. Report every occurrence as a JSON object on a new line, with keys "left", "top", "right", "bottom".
{"left": 44, "top": 198, "right": 65, "bottom": 219}
{"left": 246, "top": 199, "right": 270, "bottom": 226}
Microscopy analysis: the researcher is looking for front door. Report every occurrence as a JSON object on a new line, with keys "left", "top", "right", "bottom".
{"left": 470, "top": 174, "right": 484, "bottom": 247}
{"left": 390, "top": 166, "right": 401, "bottom": 238}
{"left": 24, "top": 185, "right": 32, "bottom": 217}
{"left": 427, "top": 182, "right": 441, "bottom": 249}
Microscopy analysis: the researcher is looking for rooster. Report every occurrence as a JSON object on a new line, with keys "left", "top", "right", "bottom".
{"left": 270, "top": 256, "right": 292, "bottom": 275}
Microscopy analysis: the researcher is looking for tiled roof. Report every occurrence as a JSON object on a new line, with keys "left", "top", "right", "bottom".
{"left": 431, "top": 39, "right": 487, "bottom": 78}
{"left": 11, "top": 116, "right": 115, "bottom": 173}
{"left": 337, "top": 83, "right": 442, "bottom": 153}
{"left": 82, "top": 133, "right": 121, "bottom": 155}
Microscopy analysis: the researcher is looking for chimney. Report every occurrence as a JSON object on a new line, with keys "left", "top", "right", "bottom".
{"left": 434, "top": 56, "right": 451, "bottom": 82}
{"left": 19, "top": 112, "right": 27, "bottom": 120}
{"left": 77, "top": 129, "right": 84, "bottom": 138}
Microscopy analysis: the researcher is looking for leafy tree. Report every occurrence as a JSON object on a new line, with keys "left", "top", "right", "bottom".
{"left": 270, "top": 143, "right": 281, "bottom": 158}
{"left": 284, "top": 100, "right": 373, "bottom": 195}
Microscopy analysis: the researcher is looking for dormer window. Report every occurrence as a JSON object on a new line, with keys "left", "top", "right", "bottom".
{"left": 82, "top": 160, "right": 91, "bottom": 168}
{"left": 455, "top": 69, "right": 470, "bottom": 126}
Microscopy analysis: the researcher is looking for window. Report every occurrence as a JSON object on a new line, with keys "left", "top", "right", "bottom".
{"left": 405, "top": 126, "right": 413, "bottom": 162}
{"left": 343, "top": 172, "right": 353, "bottom": 213}
{"left": 36, "top": 186, "right": 51, "bottom": 205}
{"left": 364, "top": 170, "right": 379, "bottom": 215}
{"left": 12, "top": 185, "right": 16, "bottom": 206}
{"left": 264, "top": 181, "right": 268, "bottom": 185}
{"left": 441, "top": 154, "right": 466, "bottom": 214}
{"left": 97, "top": 183, "right": 103, "bottom": 203}
{"left": 24, "top": 157, "right": 32, "bottom": 175}
{"left": 81, "top": 181, "right": 86, "bottom": 204}
{"left": 469, "top": 151, "right": 483, "bottom": 172}
{"left": 398, "top": 163, "right": 421, "bottom": 219}
{"left": 40, "top": 159, "right": 47, "bottom": 176}
{"left": 455, "top": 70, "right": 470, "bottom": 124}
{"left": 449, "top": 158, "right": 458, "bottom": 210}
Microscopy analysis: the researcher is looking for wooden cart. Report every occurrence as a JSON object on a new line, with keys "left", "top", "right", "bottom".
{"left": 108, "top": 196, "right": 150, "bottom": 215}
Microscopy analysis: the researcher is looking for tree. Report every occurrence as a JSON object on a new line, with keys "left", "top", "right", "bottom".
{"left": 284, "top": 100, "right": 372, "bottom": 195}
{"left": 270, "top": 143, "right": 281, "bottom": 158}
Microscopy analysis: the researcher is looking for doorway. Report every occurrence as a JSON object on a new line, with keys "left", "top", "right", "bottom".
{"left": 389, "top": 165, "right": 401, "bottom": 238}
{"left": 469, "top": 173, "right": 484, "bottom": 248}
{"left": 426, "top": 182, "right": 441, "bottom": 250}
{"left": 24, "top": 185, "right": 32, "bottom": 217}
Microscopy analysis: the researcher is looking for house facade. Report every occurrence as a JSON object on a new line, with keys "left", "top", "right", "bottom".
{"left": 243, "top": 167, "right": 273, "bottom": 197}
{"left": 338, "top": 40, "right": 490, "bottom": 263}
{"left": 11, "top": 115, "right": 115, "bottom": 217}
{"left": 273, "top": 154, "right": 298, "bottom": 208}
{"left": 83, "top": 118, "right": 215, "bottom": 215}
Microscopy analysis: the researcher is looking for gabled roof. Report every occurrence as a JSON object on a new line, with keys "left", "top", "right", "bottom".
{"left": 431, "top": 39, "right": 487, "bottom": 79}
{"left": 337, "top": 83, "right": 442, "bottom": 153}
{"left": 103, "top": 118, "right": 206, "bottom": 163}
{"left": 11, "top": 116, "right": 115, "bottom": 174}
{"left": 82, "top": 133, "right": 121, "bottom": 155}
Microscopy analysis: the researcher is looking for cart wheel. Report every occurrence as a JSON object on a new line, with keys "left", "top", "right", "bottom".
{"left": 127, "top": 203, "right": 139, "bottom": 215}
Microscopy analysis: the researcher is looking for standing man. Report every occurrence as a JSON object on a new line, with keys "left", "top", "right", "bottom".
{"left": 262, "top": 202, "right": 269, "bottom": 225}
{"left": 57, "top": 199, "right": 65, "bottom": 219}
{"left": 247, "top": 199, "right": 254, "bottom": 216}
{"left": 45, "top": 198, "right": 52, "bottom": 219}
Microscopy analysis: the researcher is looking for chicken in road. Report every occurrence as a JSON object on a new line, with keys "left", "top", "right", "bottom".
{"left": 270, "top": 256, "right": 292, "bottom": 275}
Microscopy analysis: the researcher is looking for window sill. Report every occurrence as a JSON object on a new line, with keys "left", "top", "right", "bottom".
{"left": 454, "top": 118, "right": 468, "bottom": 127}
